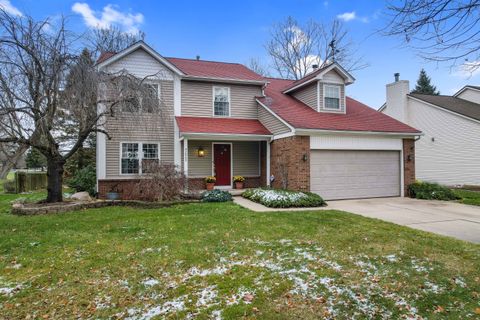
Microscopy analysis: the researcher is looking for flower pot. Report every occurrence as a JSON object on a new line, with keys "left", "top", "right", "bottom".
{"left": 106, "top": 192, "right": 120, "bottom": 200}
{"left": 206, "top": 182, "right": 215, "bottom": 191}
{"left": 235, "top": 181, "right": 244, "bottom": 189}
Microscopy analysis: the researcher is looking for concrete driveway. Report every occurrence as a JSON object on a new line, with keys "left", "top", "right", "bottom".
{"left": 328, "top": 197, "right": 480, "bottom": 243}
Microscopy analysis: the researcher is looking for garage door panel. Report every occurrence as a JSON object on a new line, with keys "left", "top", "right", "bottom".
{"left": 310, "top": 150, "right": 400, "bottom": 200}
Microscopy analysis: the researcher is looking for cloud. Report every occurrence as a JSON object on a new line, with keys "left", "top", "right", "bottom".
{"left": 337, "top": 11, "right": 369, "bottom": 23}
{"left": 337, "top": 11, "right": 356, "bottom": 22}
{"left": 72, "top": 2, "right": 144, "bottom": 34}
{"left": 0, "top": 0, "right": 22, "bottom": 16}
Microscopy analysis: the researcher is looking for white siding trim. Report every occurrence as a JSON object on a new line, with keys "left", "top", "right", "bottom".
{"left": 96, "top": 103, "right": 107, "bottom": 186}
{"left": 273, "top": 131, "right": 296, "bottom": 140}
{"left": 310, "top": 135, "right": 403, "bottom": 151}
{"left": 266, "top": 142, "right": 271, "bottom": 186}
{"left": 400, "top": 148, "right": 405, "bottom": 197}
{"left": 173, "top": 74, "right": 182, "bottom": 168}
{"left": 183, "top": 139, "right": 189, "bottom": 177}
{"left": 182, "top": 133, "right": 271, "bottom": 141}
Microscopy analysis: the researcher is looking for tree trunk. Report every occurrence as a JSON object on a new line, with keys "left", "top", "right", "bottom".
{"left": 0, "top": 145, "right": 28, "bottom": 179}
{"left": 46, "top": 157, "right": 65, "bottom": 203}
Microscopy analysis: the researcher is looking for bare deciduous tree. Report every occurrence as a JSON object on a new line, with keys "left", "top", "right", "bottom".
{"left": 0, "top": 11, "right": 164, "bottom": 202}
{"left": 384, "top": 0, "right": 480, "bottom": 72}
{"left": 89, "top": 25, "right": 145, "bottom": 56}
{"left": 266, "top": 17, "right": 366, "bottom": 80}
{"left": 247, "top": 57, "right": 271, "bottom": 77}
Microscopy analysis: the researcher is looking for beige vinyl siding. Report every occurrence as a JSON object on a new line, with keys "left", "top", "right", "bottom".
{"left": 456, "top": 88, "right": 480, "bottom": 104}
{"left": 187, "top": 140, "right": 260, "bottom": 177}
{"left": 318, "top": 82, "right": 346, "bottom": 113}
{"left": 323, "top": 69, "right": 344, "bottom": 83}
{"left": 258, "top": 105, "right": 291, "bottom": 135}
{"left": 292, "top": 82, "right": 317, "bottom": 110}
{"left": 181, "top": 81, "right": 262, "bottom": 118}
{"left": 104, "top": 48, "right": 174, "bottom": 80}
{"left": 105, "top": 81, "right": 174, "bottom": 178}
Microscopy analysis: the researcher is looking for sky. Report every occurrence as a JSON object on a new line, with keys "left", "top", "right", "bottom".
{"left": 1, "top": 0, "right": 479, "bottom": 109}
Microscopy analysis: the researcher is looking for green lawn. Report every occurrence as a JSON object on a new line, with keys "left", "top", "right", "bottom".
{"left": 453, "top": 189, "right": 480, "bottom": 206}
{"left": 0, "top": 192, "right": 479, "bottom": 319}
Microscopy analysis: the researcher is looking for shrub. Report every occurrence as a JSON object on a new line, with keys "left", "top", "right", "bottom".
{"left": 408, "top": 181, "right": 459, "bottom": 201}
{"left": 3, "top": 180, "right": 16, "bottom": 193}
{"left": 132, "top": 163, "right": 187, "bottom": 202}
{"left": 67, "top": 166, "right": 96, "bottom": 196}
{"left": 202, "top": 189, "right": 232, "bottom": 202}
{"left": 242, "top": 188, "right": 326, "bottom": 208}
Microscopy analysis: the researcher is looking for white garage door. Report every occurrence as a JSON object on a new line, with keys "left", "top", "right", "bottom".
{"left": 310, "top": 150, "right": 401, "bottom": 200}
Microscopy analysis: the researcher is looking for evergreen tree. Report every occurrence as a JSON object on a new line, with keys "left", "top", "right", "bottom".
{"left": 25, "top": 148, "right": 46, "bottom": 169}
{"left": 411, "top": 69, "right": 440, "bottom": 95}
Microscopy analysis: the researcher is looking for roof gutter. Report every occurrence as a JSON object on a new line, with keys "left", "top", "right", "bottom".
{"left": 182, "top": 76, "right": 267, "bottom": 86}
{"left": 295, "top": 128, "right": 423, "bottom": 138}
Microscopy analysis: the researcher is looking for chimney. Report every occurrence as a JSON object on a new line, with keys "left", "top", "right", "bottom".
{"left": 384, "top": 73, "right": 409, "bottom": 123}
{"left": 196, "top": 55, "right": 200, "bottom": 61}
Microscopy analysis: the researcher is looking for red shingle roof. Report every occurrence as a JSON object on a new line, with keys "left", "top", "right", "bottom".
{"left": 258, "top": 78, "right": 421, "bottom": 134}
{"left": 166, "top": 57, "right": 265, "bottom": 82}
{"left": 97, "top": 51, "right": 116, "bottom": 64}
{"left": 176, "top": 116, "right": 271, "bottom": 135}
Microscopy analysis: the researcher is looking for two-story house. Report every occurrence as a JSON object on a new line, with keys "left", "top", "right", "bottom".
{"left": 96, "top": 41, "right": 421, "bottom": 201}
{"left": 381, "top": 78, "right": 480, "bottom": 186}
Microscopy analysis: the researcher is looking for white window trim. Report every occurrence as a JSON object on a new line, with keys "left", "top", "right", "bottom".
{"left": 323, "top": 84, "right": 341, "bottom": 111}
{"left": 211, "top": 142, "right": 233, "bottom": 189}
{"left": 212, "top": 86, "right": 231, "bottom": 117}
{"left": 119, "top": 142, "right": 160, "bottom": 176}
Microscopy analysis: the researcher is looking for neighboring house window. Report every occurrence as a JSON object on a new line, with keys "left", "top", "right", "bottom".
{"left": 121, "top": 142, "right": 159, "bottom": 174}
{"left": 122, "top": 83, "right": 160, "bottom": 113}
{"left": 213, "top": 86, "right": 230, "bottom": 116}
{"left": 324, "top": 85, "right": 341, "bottom": 110}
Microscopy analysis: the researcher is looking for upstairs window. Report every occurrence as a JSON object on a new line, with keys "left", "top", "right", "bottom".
{"left": 213, "top": 86, "right": 230, "bottom": 116}
{"left": 324, "top": 85, "right": 341, "bottom": 110}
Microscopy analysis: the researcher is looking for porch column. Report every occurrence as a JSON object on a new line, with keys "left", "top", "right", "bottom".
{"left": 183, "top": 138, "right": 189, "bottom": 177}
{"left": 266, "top": 140, "right": 271, "bottom": 186}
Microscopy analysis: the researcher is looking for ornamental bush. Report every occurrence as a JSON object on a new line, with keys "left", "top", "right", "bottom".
{"left": 202, "top": 189, "right": 233, "bottom": 202}
{"left": 242, "top": 188, "right": 326, "bottom": 208}
{"left": 408, "top": 181, "right": 459, "bottom": 201}
{"left": 67, "top": 165, "right": 96, "bottom": 196}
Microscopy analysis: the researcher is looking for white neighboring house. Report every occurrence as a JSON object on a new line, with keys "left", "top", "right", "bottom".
{"left": 380, "top": 79, "right": 480, "bottom": 186}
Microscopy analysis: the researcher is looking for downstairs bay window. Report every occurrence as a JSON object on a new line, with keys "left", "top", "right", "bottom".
{"left": 121, "top": 142, "right": 159, "bottom": 175}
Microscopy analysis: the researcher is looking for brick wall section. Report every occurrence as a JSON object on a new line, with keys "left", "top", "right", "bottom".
{"left": 403, "top": 138, "right": 416, "bottom": 196}
{"left": 98, "top": 179, "right": 147, "bottom": 200}
{"left": 270, "top": 136, "right": 310, "bottom": 191}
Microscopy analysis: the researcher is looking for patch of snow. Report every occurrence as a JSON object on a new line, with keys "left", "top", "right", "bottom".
{"left": 142, "top": 278, "right": 159, "bottom": 287}
{"left": 385, "top": 254, "right": 397, "bottom": 262}
{"left": 211, "top": 309, "right": 222, "bottom": 320}
{"left": 453, "top": 277, "right": 466, "bottom": 288}
{"left": 196, "top": 285, "right": 218, "bottom": 307}
{"left": 126, "top": 296, "right": 186, "bottom": 320}
{"left": 0, "top": 284, "right": 22, "bottom": 296}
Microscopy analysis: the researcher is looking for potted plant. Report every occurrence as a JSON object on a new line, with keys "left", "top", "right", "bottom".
{"left": 106, "top": 184, "right": 121, "bottom": 200}
{"left": 205, "top": 176, "right": 216, "bottom": 191}
{"left": 233, "top": 176, "right": 245, "bottom": 189}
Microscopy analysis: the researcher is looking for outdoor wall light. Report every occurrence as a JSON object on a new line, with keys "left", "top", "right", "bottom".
{"left": 197, "top": 147, "right": 205, "bottom": 157}
{"left": 302, "top": 154, "right": 308, "bottom": 162}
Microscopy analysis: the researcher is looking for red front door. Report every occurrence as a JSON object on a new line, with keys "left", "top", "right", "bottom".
{"left": 213, "top": 144, "right": 231, "bottom": 186}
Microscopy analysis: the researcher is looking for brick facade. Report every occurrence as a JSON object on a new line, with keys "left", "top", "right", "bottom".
{"left": 270, "top": 135, "right": 310, "bottom": 191}
{"left": 403, "top": 138, "right": 416, "bottom": 196}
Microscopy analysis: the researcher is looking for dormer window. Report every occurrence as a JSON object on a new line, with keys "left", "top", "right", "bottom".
{"left": 324, "top": 85, "right": 341, "bottom": 110}
{"left": 213, "top": 86, "right": 230, "bottom": 116}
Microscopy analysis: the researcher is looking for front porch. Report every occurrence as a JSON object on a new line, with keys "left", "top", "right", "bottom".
{"left": 182, "top": 139, "right": 270, "bottom": 190}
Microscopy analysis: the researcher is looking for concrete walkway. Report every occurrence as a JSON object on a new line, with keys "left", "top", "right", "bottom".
{"left": 233, "top": 196, "right": 480, "bottom": 243}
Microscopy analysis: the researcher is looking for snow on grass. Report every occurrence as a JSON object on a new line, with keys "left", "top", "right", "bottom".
{"left": 196, "top": 285, "right": 218, "bottom": 307}
{"left": 142, "top": 278, "right": 159, "bottom": 287}
{"left": 126, "top": 296, "right": 186, "bottom": 320}
{"left": 0, "top": 284, "right": 22, "bottom": 296}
